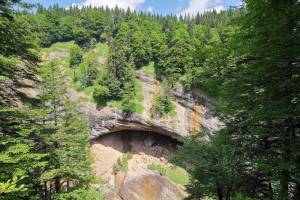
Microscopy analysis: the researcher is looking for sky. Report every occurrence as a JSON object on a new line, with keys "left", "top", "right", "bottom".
{"left": 24, "top": 0, "right": 242, "bottom": 16}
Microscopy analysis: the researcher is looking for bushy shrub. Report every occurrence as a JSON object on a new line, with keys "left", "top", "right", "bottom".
{"left": 57, "top": 188, "right": 104, "bottom": 200}
{"left": 79, "top": 61, "right": 98, "bottom": 88}
{"left": 147, "top": 163, "right": 166, "bottom": 176}
{"left": 112, "top": 153, "right": 132, "bottom": 174}
{"left": 93, "top": 85, "right": 110, "bottom": 106}
{"left": 153, "top": 95, "right": 176, "bottom": 116}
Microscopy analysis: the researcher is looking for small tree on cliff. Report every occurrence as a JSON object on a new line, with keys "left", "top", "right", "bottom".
{"left": 69, "top": 45, "right": 83, "bottom": 80}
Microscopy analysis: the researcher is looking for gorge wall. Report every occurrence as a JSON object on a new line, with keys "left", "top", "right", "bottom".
{"left": 78, "top": 69, "right": 224, "bottom": 140}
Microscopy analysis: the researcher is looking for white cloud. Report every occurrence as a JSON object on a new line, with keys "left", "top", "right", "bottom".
{"left": 211, "top": 5, "right": 225, "bottom": 13}
{"left": 179, "top": 0, "right": 225, "bottom": 16}
{"left": 74, "top": 0, "right": 145, "bottom": 10}
{"left": 147, "top": 6, "right": 153, "bottom": 12}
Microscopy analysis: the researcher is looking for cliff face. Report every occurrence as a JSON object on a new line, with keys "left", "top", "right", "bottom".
{"left": 78, "top": 70, "right": 224, "bottom": 199}
{"left": 37, "top": 47, "right": 224, "bottom": 200}
{"left": 78, "top": 70, "right": 224, "bottom": 140}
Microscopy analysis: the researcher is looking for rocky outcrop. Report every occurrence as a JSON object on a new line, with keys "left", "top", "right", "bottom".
{"left": 119, "top": 168, "right": 187, "bottom": 200}
{"left": 79, "top": 70, "right": 224, "bottom": 140}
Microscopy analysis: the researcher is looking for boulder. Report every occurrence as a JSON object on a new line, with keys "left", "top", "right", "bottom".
{"left": 119, "top": 168, "right": 187, "bottom": 200}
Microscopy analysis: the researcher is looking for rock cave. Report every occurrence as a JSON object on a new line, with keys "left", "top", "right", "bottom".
{"left": 91, "top": 130, "right": 188, "bottom": 200}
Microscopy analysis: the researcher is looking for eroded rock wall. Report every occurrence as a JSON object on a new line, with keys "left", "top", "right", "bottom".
{"left": 80, "top": 70, "right": 224, "bottom": 140}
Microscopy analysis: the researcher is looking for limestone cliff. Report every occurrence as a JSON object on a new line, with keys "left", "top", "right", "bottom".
{"left": 77, "top": 70, "right": 224, "bottom": 140}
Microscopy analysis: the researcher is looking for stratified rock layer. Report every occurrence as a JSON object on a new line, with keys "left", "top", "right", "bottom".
{"left": 78, "top": 70, "right": 224, "bottom": 140}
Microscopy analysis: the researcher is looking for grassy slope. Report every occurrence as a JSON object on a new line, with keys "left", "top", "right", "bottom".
{"left": 147, "top": 163, "right": 190, "bottom": 185}
{"left": 41, "top": 41, "right": 109, "bottom": 103}
{"left": 108, "top": 79, "right": 144, "bottom": 114}
{"left": 142, "top": 61, "right": 155, "bottom": 76}
{"left": 41, "top": 41, "right": 144, "bottom": 113}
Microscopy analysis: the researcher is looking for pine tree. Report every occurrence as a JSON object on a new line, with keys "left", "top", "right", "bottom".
{"left": 159, "top": 23, "right": 193, "bottom": 87}
{"left": 69, "top": 45, "right": 83, "bottom": 80}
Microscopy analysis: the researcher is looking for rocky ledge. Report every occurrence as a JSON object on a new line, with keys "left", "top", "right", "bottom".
{"left": 78, "top": 71, "right": 224, "bottom": 140}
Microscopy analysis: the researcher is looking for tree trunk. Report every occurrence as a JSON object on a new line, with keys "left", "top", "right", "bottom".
{"left": 279, "top": 170, "right": 289, "bottom": 200}
{"left": 49, "top": 182, "right": 52, "bottom": 200}
{"left": 67, "top": 180, "right": 70, "bottom": 192}
{"left": 217, "top": 186, "right": 223, "bottom": 200}
{"left": 55, "top": 177, "right": 61, "bottom": 193}
{"left": 44, "top": 182, "right": 48, "bottom": 200}
{"left": 225, "top": 187, "right": 231, "bottom": 200}
{"left": 268, "top": 182, "right": 274, "bottom": 200}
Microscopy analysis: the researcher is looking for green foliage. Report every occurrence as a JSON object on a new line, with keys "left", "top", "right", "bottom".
{"left": 0, "top": 176, "right": 27, "bottom": 195}
{"left": 56, "top": 188, "right": 104, "bottom": 200}
{"left": 95, "top": 42, "right": 109, "bottom": 57}
{"left": 173, "top": 132, "right": 247, "bottom": 199}
{"left": 37, "top": 61, "right": 97, "bottom": 198}
{"left": 147, "top": 163, "right": 190, "bottom": 185}
{"left": 180, "top": 1, "right": 300, "bottom": 199}
{"left": 113, "top": 154, "right": 132, "bottom": 174}
{"left": 147, "top": 163, "right": 166, "bottom": 176}
{"left": 142, "top": 61, "right": 156, "bottom": 76}
{"left": 131, "top": 30, "right": 152, "bottom": 68}
{"left": 79, "top": 61, "right": 98, "bottom": 88}
{"left": 107, "top": 79, "right": 144, "bottom": 113}
{"left": 153, "top": 95, "right": 176, "bottom": 117}
{"left": 69, "top": 45, "right": 83, "bottom": 68}
{"left": 4, "top": 1, "right": 299, "bottom": 199}
{"left": 165, "top": 166, "right": 190, "bottom": 185}
{"left": 158, "top": 24, "right": 193, "bottom": 87}
{"left": 93, "top": 85, "right": 110, "bottom": 106}
{"left": 0, "top": 108, "right": 48, "bottom": 199}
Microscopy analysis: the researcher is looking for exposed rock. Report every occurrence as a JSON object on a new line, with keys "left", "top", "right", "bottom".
{"left": 79, "top": 70, "right": 224, "bottom": 140}
{"left": 170, "top": 85, "right": 225, "bottom": 138}
{"left": 119, "top": 168, "right": 187, "bottom": 200}
{"left": 143, "top": 135, "right": 157, "bottom": 147}
{"left": 48, "top": 50, "right": 69, "bottom": 60}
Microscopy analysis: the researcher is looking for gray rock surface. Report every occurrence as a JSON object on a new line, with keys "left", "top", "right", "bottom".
{"left": 79, "top": 71, "right": 224, "bottom": 140}
{"left": 119, "top": 168, "right": 187, "bottom": 200}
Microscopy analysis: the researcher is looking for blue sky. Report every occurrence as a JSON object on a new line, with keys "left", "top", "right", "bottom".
{"left": 25, "top": 0, "right": 242, "bottom": 16}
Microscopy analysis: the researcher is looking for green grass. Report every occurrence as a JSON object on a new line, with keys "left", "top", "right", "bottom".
{"left": 83, "top": 86, "right": 94, "bottom": 96}
{"left": 147, "top": 163, "right": 166, "bottom": 176}
{"left": 153, "top": 94, "right": 177, "bottom": 117}
{"left": 71, "top": 81, "right": 81, "bottom": 91}
{"left": 109, "top": 100, "right": 144, "bottom": 114}
{"left": 41, "top": 41, "right": 109, "bottom": 105}
{"left": 134, "top": 80, "right": 144, "bottom": 102}
{"left": 113, "top": 153, "right": 132, "bottom": 174}
{"left": 169, "top": 109, "right": 177, "bottom": 117}
{"left": 108, "top": 79, "right": 144, "bottom": 114}
{"left": 165, "top": 166, "right": 190, "bottom": 185}
{"left": 95, "top": 42, "right": 109, "bottom": 57}
{"left": 142, "top": 61, "right": 155, "bottom": 76}
{"left": 63, "top": 68, "right": 73, "bottom": 78}
{"left": 147, "top": 163, "right": 190, "bottom": 185}
{"left": 133, "top": 103, "right": 144, "bottom": 113}
{"left": 78, "top": 96, "right": 90, "bottom": 103}
{"left": 0, "top": 75, "right": 9, "bottom": 81}
{"left": 41, "top": 41, "right": 77, "bottom": 54}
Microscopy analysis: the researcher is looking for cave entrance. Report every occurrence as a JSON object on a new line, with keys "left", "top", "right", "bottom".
{"left": 91, "top": 130, "right": 182, "bottom": 177}
{"left": 92, "top": 130, "right": 182, "bottom": 158}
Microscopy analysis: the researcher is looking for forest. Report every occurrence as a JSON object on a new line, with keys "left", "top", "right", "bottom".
{"left": 0, "top": 0, "right": 299, "bottom": 200}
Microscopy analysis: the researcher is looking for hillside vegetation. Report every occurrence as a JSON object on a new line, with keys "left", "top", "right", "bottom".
{"left": 0, "top": 0, "right": 300, "bottom": 200}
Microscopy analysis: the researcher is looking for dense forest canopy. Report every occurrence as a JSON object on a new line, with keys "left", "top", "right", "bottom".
{"left": 0, "top": 0, "right": 299, "bottom": 199}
